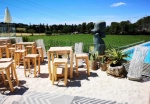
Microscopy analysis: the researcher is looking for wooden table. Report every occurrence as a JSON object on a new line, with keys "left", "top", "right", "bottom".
{"left": 47, "top": 46, "right": 73, "bottom": 80}
{"left": 16, "top": 42, "right": 36, "bottom": 54}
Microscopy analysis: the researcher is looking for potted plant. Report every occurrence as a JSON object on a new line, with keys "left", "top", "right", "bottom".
{"left": 89, "top": 51, "right": 99, "bottom": 70}
{"left": 100, "top": 56, "right": 110, "bottom": 71}
{"left": 105, "top": 48, "right": 128, "bottom": 77}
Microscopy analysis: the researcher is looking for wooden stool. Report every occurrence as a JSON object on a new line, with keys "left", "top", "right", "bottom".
{"left": 36, "top": 47, "right": 44, "bottom": 62}
{"left": 24, "top": 54, "right": 40, "bottom": 77}
{"left": 14, "top": 50, "right": 27, "bottom": 68}
{"left": 8, "top": 47, "right": 15, "bottom": 58}
{"left": 0, "top": 47, "right": 2, "bottom": 58}
{"left": 0, "top": 62, "right": 19, "bottom": 92}
{"left": 75, "top": 54, "right": 90, "bottom": 77}
{"left": 25, "top": 45, "right": 36, "bottom": 54}
{"left": 0, "top": 58, "right": 13, "bottom": 62}
{"left": 52, "top": 58, "right": 68, "bottom": 86}
{"left": 0, "top": 45, "right": 9, "bottom": 58}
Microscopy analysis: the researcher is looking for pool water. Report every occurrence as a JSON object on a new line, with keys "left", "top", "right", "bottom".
{"left": 125, "top": 42, "right": 150, "bottom": 63}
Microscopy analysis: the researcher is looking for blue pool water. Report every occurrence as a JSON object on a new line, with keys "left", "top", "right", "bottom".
{"left": 124, "top": 42, "right": 150, "bottom": 63}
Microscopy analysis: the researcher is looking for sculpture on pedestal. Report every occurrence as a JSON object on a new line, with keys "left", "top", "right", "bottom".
{"left": 91, "top": 21, "right": 106, "bottom": 55}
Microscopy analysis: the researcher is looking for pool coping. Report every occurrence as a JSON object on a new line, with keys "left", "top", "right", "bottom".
{"left": 123, "top": 41, "right": 150, "bottom": 52}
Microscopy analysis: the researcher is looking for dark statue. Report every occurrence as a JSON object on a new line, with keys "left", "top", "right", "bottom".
{"left": 91, "top": 21, "right": 106, "bottom": 55}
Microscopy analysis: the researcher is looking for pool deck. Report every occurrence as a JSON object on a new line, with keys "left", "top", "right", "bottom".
{"left": 0, "top": 59, "right": 150, "bottom": 104}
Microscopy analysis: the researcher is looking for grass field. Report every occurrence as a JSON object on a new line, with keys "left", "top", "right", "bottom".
{"left": 21, "top": 34, "right": 150, "bottom": 52}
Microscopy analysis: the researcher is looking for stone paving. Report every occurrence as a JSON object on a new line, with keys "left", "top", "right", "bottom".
{"left": 0, "top": 59, "right": 150, "bottom": 104}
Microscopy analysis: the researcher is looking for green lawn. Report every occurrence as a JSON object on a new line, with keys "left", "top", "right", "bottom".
{"left": 24, "top": 34, "right": 150, "bottom": 52}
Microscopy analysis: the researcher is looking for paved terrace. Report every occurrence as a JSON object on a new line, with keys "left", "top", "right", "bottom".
{"left": 0, "top": 59, "right": 150, "bottom": 104}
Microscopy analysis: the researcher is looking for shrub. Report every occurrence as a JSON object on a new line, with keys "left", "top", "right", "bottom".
{"left": 22, "top": 36, "right": 29, "bottom": 42}
{"left": 45, "top": 31, "right": 52, "bottom": 36}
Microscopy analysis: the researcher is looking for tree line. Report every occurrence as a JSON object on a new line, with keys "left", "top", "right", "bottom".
{"left": 0, "top": 16, "right": 150, "bottom": 35}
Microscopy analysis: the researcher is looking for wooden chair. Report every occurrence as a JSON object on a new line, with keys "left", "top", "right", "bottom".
{"left": 24, "top": 54, "right": 40, "bottom": 77}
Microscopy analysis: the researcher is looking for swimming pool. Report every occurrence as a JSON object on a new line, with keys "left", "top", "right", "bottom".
{"left": 123, "top": 41, "right": 150, "bottom": 63}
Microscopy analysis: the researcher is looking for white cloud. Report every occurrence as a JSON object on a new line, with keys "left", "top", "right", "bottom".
{"left": 111, "top": 2, "right": 126, "bottom": 7}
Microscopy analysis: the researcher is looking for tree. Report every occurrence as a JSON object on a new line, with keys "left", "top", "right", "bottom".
{"left": 81, "top": 22, "right": 87, "bottom": 33}
{"left": 119, "top": 21, "right": 131, "bottom": 34}
{"left": 110, "top": 22, "right": 120, "bottom": 35}
{"left": 86, "top": 22, "right": 94, "bottom": 34}
{"left": 28, "top": 29, "right": 35, "bottom": 36}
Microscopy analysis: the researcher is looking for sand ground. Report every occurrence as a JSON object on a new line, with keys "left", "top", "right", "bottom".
{"left": 1, "top": 59, "right": 150, "bottom": 104}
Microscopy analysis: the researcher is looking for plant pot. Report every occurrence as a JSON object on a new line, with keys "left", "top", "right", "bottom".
{"left": 89, "top": 60, "right": 98, "bottom": 70}
{"left": 106, "top": 65, "right": 126, "bottom": 77}
{"left": 100, "top": 63, "right": 107, "bottom": 71}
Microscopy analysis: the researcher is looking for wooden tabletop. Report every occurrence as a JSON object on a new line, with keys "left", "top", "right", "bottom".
{"left": 16, "top": 42, "right": 35, "bottom": 45}
{"left": 0, "top": 62, "right": 12, "bottom": 69}
{"left": 48, "top": 46, "right": 72, "bottom": 52}
{"left": 0, "top": 58, "right": 13, "bottom": 62}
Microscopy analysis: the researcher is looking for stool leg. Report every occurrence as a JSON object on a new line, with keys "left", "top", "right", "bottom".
{"left": 11, "top": 64, "right": 19, "bottom": 86}
{"left": 64, "top": 63, "right": 68, "bottom": 86}
{"left": 5, "top": 68, "right": 14, "bottom": 92}
{"left": 38, "top": 56, "right": 40, "bottom": 74}
{"left": 1, "top": 72, "right": 7, "bottom": 86}
{"left": 0, "top": 48, "right": 2, "bottom": 58}
{"left": 34, "top": 58, "right": 37, "bottom": 77}
{"left": 75, "top": 56, "right": 79, "bottom": 77}
{"left": 28, "top": 59, "right": 31, "bottom": 76}
{"left": 54, "top": 64, "right": 57, "bottom": 81}
{"left": 6, "top": 47, "right": 9, "bottom": 58}
{"left": 41, "top": 48, "right": 44, "bottom": 62}
{"left": 24, "top": 59, "right": 27, "bottom": 77}
{"left": 52, "top": 64, "right": 55, "bottom": 85}
{"left": 86, "top": 57, "right": 90, "bottom": 76}
{"left": 18, "top": 54, "right": 20, "bottom": 67}
{"left": 14, "top": 53, "right": 17, "bottom": 69}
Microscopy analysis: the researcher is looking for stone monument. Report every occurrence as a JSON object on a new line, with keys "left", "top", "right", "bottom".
{"left": 91, "top": 21, "right": 106, "bottom": 55}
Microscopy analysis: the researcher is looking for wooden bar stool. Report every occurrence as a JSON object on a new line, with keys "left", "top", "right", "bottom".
{"left": 8, "top": 47, "right": 15, "bottom": 58}
{"left": 14, "top": 50, "right": 27, "bottom": 68}
{"left": 25, "top": 45, "right": 36, "bottom": 54}
{"left": 0, "top": 45, "right": 9, "bottom": 58}
{"left": 0, "top": 47, "right": 2, "bottom": 58}
{"left": 0, "top": 58, "right": 13, "bottom": 62}
{"left": 52, "top": 58, "right": 68, "bottom": 86}
{"left": 0, "top": 62, "right": 19, "bottom": 92}
{"left": 24, "top": 54, "right": 40, "bottom": 77}
{"left": 75, "top": 54, "right": 90, "bottom": 77}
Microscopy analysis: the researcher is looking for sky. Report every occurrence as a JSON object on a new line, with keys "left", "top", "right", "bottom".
{"left": 0, "top": 0, "right": 150, "bottom": 26}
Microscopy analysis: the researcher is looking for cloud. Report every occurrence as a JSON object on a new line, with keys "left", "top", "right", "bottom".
{"left": 111, "top": 2, "right": 126, "bottom": 7}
